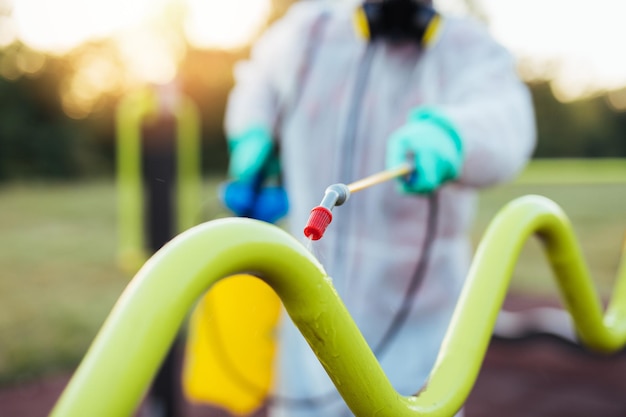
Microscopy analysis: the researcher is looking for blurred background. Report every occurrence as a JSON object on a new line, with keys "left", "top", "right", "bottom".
{"left": 0, "top": 0, "right": 625, "bottom": 415}
{"left": 1, "top": 0, "right": 626, "bottom": 183}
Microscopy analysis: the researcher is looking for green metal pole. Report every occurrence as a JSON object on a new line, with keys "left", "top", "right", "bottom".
{"left": 174, "top": 95, "right": 202, "bottom": 234}
{"left": 412, "top": 194, "right": 626, "bottom": 415}
{"left": 50, "top": 217, "right": 399, "bottom": 417}
{"left": 115, "top": 88, "right": 154, "bottom": 274}
{"left": 50, "top": 195, "right": 626, "bottom": 417}
{"left": 115, "top": 87, "right": 202, "bottom": 274}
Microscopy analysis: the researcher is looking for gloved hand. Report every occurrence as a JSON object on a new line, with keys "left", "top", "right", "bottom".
{"left": 219, "top": 180, "right": 289, "bottom": 224}
{"left": 385, "top": 108, "right": 464, "bottom": 194}
{"left": 224, "top": 126, "right": 288, "bottom": 223}
{"left": 228, "top": 126, "right": 274, "bottom": 182}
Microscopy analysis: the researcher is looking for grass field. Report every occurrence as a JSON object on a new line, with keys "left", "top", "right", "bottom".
{"left": 0, "top": 159, "right": 624, "bottom": 385}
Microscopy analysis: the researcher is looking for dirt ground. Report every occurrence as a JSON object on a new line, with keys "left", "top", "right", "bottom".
{"left": 3, "top": 295, "right": 626, "bottom": 417}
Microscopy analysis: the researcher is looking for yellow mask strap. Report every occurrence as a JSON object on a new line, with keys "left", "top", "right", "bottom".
{"left": 353, "top": 6, "right": 371, "bottom": 40}
{"left": 422, "top": 14, "right": 442, "bottom": 47}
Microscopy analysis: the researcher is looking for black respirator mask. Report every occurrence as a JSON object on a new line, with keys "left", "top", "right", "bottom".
{"left": 354, "top": 0, "right": 441, "bottom": 46}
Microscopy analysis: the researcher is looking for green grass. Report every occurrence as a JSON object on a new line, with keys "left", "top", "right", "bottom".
{"left": 516, "top": 158, "right": 626, "bottom": 184}
{"left": 0, "top": 182, "right": 128, "bottom": 384}
{"left": 476, "top": 159, "right": 626, "bottom": 296}
{"left": 0, "top": 179, "right": 229, "bottom": 385}
{"left": 474, "top": 183, "right": 626, "bottom": 297}
{"left": 0, "top": 160, "right": 624, "bottom": 385}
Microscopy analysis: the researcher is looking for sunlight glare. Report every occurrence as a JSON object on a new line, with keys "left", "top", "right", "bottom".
{"left": 483, "top": 0, "right": 626, "bottom": 100}
{"left": 12, "top": 0, "right": 154, "bottom": 54}
{"left": 607, "top": 88, "right": 626, "bottom": 111}
{"left": 14, "top": 47, "right": 45, "bottom": 75}
{"left": 115, "top": 28, "right": 183, "bottom": 85}
{"left": 0, "top": 15, "right": 17, "bottom": 47}
{"left": 184, "top": 0, "right": 271, "bottom": 50}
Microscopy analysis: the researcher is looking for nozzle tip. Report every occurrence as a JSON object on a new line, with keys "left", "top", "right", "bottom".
{"left": 303, "top": 206, "right": 333, "bottom": 241}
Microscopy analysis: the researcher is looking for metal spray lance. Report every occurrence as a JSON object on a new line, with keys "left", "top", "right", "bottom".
{"left": 303, "top": 163, "right": 414, "bottom": 240}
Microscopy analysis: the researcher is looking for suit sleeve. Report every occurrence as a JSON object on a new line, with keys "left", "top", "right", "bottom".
{"left": 434, "top": 18, "right": 537, "bottom": 187}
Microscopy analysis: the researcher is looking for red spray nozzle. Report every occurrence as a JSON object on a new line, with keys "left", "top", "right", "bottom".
{"left": 302, "top": 166, "right": 412, "bottom": 242}
{"left": 303, "top": 206, "right": 333, "bottom": 241}
{"left": 302, "top": 184, "right": 350, "bottom": 241}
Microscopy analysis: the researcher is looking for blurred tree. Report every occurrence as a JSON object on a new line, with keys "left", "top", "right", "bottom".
{"left": 178, "top": 48, "right": 245, "bottom": 175}
{"left": 0, "top": 59, "right": 110, "bottom": 182}
{"left": 530, "top": 82, "right": 626, "bottom": 158}
{"left": 1, "top": 0, "right": 625, "bottom": 184}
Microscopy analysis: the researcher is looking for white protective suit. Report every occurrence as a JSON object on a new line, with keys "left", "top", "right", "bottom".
{"left": 225, "top": 1, "right": 536, "bottom": 416}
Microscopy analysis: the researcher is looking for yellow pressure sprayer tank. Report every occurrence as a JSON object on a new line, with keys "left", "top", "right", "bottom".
{"left": 183, "top": 275, "right": 281, "bottom": 414}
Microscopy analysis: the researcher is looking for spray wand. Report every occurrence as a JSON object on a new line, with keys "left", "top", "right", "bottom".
{"left": 303, "top": 163, "right": 414, "bottom": 240}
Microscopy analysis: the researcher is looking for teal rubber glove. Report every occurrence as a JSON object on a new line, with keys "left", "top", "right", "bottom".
{"left": 385, "top": 108, "right": 464, "bottom": 194}
{"left": 228, "top": 126, "right": 274, "bottom": 182}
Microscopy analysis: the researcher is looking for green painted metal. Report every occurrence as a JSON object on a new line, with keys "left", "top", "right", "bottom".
{"left": 115, "top": 87, "right": 202, "bottom": 273}
{"left": 174, "top": 95, "right": 202, "bottom": 233}
{"left": 115, "top": 88, "right": 152, "bottom": 273}
{"left": 50, "top": 195, "right": 626, "bottom": 417}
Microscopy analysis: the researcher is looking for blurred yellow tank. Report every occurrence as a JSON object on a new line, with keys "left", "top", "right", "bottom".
{"left": 183, "top": 274, "right": 281, "bottom": 415}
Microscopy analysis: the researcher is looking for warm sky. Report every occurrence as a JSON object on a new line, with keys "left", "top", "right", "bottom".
{"left": 2, "top": 0, "right": 271, "bottom": 54}
{"left": 1, "top": 0, "right": 625, "bottom": 111}
{"left": 478, "top": 0, "right": 626, "bottom": 102}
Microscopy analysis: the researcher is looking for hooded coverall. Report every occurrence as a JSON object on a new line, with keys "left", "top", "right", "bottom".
{"left": 224, "top": 1, "right": 536, "bottom": 416}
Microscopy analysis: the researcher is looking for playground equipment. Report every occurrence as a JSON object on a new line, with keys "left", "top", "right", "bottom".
{"left": 186, "top": 163, "right": 414, "bottom": 413}
{"left": 116, "top": 85, "right": 202, "bottom": 273}
{"left": 49, "top": 194, "right": 626, "bottom": 417}
{"left": 115, "top": 84, "right": 202, "bottom": 416}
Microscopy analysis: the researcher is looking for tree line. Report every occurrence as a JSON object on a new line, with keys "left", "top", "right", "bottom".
{"left": 0, "top": 50, "right": 624, "bottom": 183}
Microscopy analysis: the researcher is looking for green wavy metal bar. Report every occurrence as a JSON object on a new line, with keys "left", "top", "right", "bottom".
{"left": 49, "top": 195, "right": 626, "bottom": 417}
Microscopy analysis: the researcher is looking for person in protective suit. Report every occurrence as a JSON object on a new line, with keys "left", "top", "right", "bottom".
{"left": 223, "top": 0, "right": 536, "bottom": 416}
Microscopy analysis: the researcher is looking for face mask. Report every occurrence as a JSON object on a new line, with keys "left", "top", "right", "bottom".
{"left": 354, "top": 0, "right": 441, "bottom": 45}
